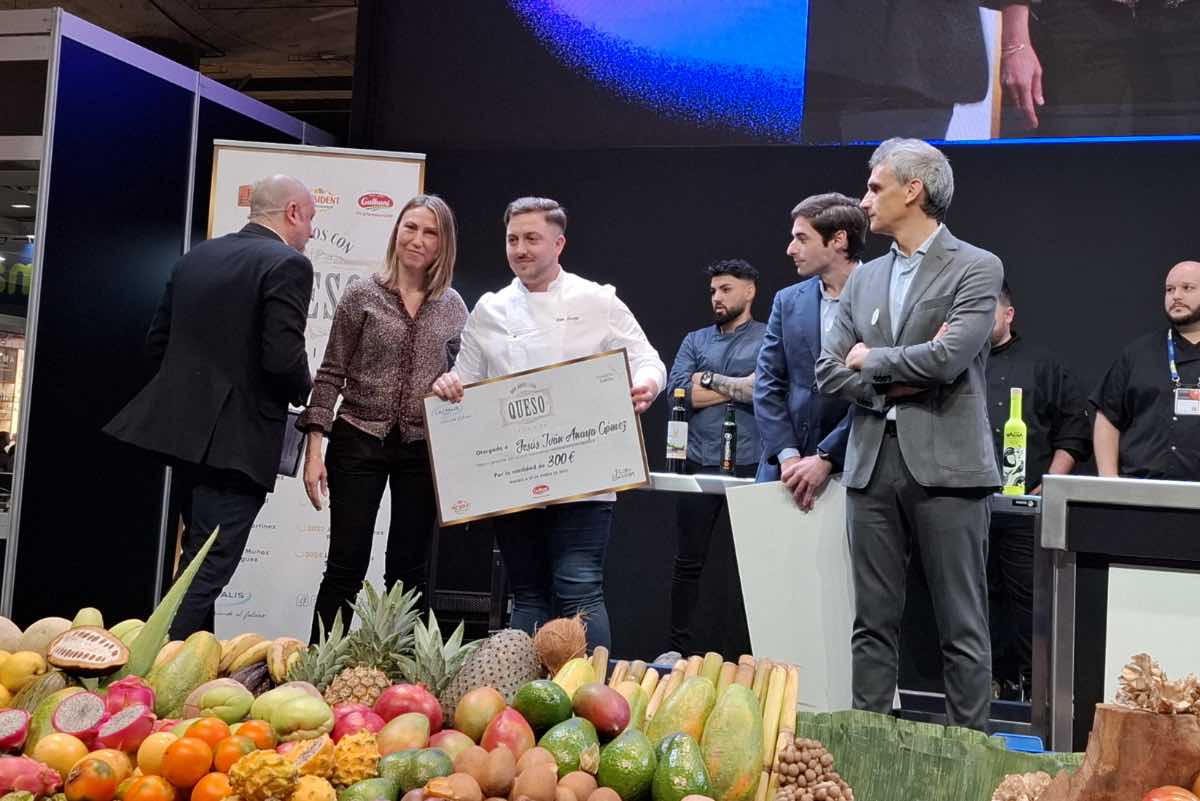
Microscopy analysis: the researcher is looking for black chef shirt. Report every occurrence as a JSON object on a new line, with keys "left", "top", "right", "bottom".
{"left": 987, "top": 332, "right": 1091, "bottom": 490}
{"left": 1090, "top": 327, "right": 1200, "bottom": 480}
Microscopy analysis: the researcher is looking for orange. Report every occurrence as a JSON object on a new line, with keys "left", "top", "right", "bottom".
{"left": 124, "top": 775, "right": 177, "bottom": 801}
{"left": 82, "top": 750, "right": 134, "bottom": 784}
{"left": 231, "top": 719, "right": 276, "bottom": 751}
{"left": 137, "top": 733, "right": 179, "bottom": 777}
{"left": 212, "top": 736, "right": 257, "bottom": 774}
{"left": 185, "top": 718, "right": 231, "bottom": 750}
{"left": 65, "top": 757, "right": 120, "bottom": 801}
{"left": 189, "top": 773, "right": 232, "bottom": 801}
{"left": 160, "top": 737, "right": 213, "bottom": 789}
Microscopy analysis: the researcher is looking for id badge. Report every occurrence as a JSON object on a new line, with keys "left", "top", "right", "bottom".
{"left": 1174, "top": 388, "right": 1200, "bottom": 416}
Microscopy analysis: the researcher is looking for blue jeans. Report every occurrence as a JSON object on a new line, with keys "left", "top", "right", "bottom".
{"left": 493, "top": 501, "right": 614, "bottom": 650}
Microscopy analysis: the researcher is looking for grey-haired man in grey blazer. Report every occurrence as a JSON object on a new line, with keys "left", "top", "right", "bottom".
{"left": 816, "top": 138, "right": 1003, "bottom": 732}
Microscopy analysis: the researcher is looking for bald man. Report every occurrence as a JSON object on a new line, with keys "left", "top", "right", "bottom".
{"left": 1092, "top": 261, "right": 1200, "bottom": 481}
{"left": 106, "top": 175, "right": 316, "bottom": 636}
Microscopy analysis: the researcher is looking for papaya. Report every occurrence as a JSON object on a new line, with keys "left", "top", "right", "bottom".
{"left": 645, "top": 678, "right": 716, "bottom": 748}
{"left": 145, "top": 631, "right": 221, "bottom": 718}
{"left": 699, "top": 685, "right": 762, "bottom": 801}
{"left": 24, "top": 687, "right": 84, "bottom": 754}
{"left": 552, "top": 658, "right": 596, "bottom": 700}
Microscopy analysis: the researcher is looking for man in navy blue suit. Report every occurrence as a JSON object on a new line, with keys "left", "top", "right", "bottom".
{"left": 755, "top": 193, "right": 866, "bottom": 508}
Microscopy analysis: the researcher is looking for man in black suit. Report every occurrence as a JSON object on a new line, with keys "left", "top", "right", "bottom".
{"left": 803, "top": 0, "right": 1017, "bottom": 143}
{"left": 106, "top": 175, "right": 316, "bottom": 638}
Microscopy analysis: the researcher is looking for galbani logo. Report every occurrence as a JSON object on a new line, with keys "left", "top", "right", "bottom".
{"left": 311, "top": 187, "right": 340, "bottom": 209}
{"left": 452, "top": 500, "right": 470, "bottom": 514}
{"left": 533, "top": 484, "right": 550, "bottom": 497}
{"left": 358, "top": 193, "right": 394, "bottom": 210}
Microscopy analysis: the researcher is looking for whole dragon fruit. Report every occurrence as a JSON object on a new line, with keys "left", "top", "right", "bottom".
{"left": 0, "top": 756, "right": 62, "bottom": 795}
{"left": 103, "top": 677, "right": 156, "bottom": 716}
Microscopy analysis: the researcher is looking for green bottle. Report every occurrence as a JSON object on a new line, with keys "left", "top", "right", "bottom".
{"left": 1002, "top": 387, "right": 1027, "bottom": 496}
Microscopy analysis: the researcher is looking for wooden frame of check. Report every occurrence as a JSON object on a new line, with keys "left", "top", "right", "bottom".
{"left": 421, "top": 348, "right": 651, "bottom": 526}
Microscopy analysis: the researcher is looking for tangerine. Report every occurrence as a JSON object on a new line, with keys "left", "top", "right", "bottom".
{"left": 185, "top": 718, "right": 231, "bottom": 750}
{"left": 160, "top": 737, "right": 213, "bottom": 789}
{"left": 65, "top": 757, "right": 119, "bottom": 801}
{"left": 124, "top": 775, "right": 177, "bottom": 801}
{"left": 232, "top": 719, "right": 276, "bottom": 750}
{"left": 137, "top": 733, "right": 179, "bottom": 776}
{"left": 189, "top": 772, "right": 232, "bottom": 801}
{"left": 212, "top": 736, "right": 257, "bottom": 774}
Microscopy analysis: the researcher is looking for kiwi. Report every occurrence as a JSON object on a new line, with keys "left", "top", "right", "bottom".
{"left": 516, "top": 747, "right": 557, "bottom": 775}
{"left": 481, "top": 747, "right": 516, "bottom": 798}
{"left": 557, "top": 773, "right": 597, "bottom": 801}
{"left": 512, "top": 764, "right": 558, "bottom": 801}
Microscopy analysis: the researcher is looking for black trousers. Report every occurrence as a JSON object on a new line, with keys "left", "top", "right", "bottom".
{"left": 669, "top": 460, "right": 756, "bottom": 654}
{"left": 169, "top": 465, "right": 266, "bottom": 640}
{"left": 988, "top": 513, "right": 1034, "bottom": 690}
{"left": 845, "top": 435, "right": 992, "bottom": 732}
{"left": 802, "top": 73, "right": 955, "bottom": 144}
{"left": 310, "top": 419, "right": 437, "bottom": 643}
{"left": 1005, "top": 0, "right": 1200, "bottom": 137}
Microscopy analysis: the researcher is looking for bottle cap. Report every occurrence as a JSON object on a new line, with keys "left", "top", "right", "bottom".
{"left": 673, "top": 387, "right": 686, "bottom": 398}
{"left": 1010, "top": 387, "right": 1022, "bottom": 398}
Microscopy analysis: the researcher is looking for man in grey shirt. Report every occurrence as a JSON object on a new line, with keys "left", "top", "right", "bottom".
{"left": 664, "top": 259, "right": 765, "bottom": 653}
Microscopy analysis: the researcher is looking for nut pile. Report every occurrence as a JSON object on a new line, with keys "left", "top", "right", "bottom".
{"left": 773, "top": 736, "right": 854, "bottom": 801}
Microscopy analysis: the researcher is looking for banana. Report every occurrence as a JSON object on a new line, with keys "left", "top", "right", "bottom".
{"left": 219, "top": 633, "right": 266, "bottom": 675}
{"left": 226, "top": 639, "right": 272, "bottom": 674}
{"left": 268, "top": 637, "right": 306, "bottom": 684}
{"left": 153, "top": 640, "right": 185, "bottom": 669}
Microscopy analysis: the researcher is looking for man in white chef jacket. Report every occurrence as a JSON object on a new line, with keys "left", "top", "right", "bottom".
{"left": 432, "top": 196, "right": 666, "bottom": 650}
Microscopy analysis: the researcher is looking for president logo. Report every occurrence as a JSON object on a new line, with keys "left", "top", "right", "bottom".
{"left": 357, "top": 193, "right": 394, "bottom": 209}
{"left": 311, "top": 187, "right": 340, "bottom": 209}
{"left": 533, "top": 484, "right": 550, "bottom": 497}
{"left": 502, "top": 387, "right": 552, "bottom": 426}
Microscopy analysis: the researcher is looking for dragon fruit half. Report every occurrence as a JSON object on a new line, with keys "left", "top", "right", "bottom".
{"left": 51, "top": 692, "right": 108, "bottom": 747}
{"left": 0, "top": 710, "right": 30, "bottom": 752}
{"left": 103, "top": 677, "right": 156, "bottom": 717}
{"left": 0, "top": 756, "right": 62, "bottom": 795}
{"left": 94, "top": 704, "right": 155, "bottom": 753}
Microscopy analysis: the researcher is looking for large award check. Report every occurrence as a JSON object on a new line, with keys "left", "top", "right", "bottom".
{"left": 423, "top": 349, "right": 650, "bottom": 525}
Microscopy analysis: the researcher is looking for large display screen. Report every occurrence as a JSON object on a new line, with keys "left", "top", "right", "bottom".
{"left": 359, "top": 0, "right": 1200, "bottom": 148}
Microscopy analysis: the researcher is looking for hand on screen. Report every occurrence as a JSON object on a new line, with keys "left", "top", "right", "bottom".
{"left": 1001, "top": 43, "right": 1045, "bottom": 129}
{"left": 304, "top": 454, "right": 328, "bottom": 511}
{"left": 782, "top": 455, "right": 831, "bottom": 511}
{"left": 431, "top": 371, "right": 464, "bottom": 402}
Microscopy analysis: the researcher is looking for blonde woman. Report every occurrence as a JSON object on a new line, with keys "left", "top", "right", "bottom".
{"left": 298, "top": 194, "right": 466, "bottom": 640}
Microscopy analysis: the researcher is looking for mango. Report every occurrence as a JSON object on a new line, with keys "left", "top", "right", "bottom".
{"left": 572, "top": 684, "right": 630, "bottom": 740}
{"left": 699, "top": 686, "right": 762, "bottom": 801}
{"left": 645, "top": 678, "right": 716, "bottom": 748}
{"left": 145, "top": 631, "right": 220, "bottom": 718}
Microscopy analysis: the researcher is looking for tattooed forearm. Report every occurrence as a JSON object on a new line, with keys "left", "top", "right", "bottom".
{"left": 710, "top": 373, "right": 755, "bottom": 404}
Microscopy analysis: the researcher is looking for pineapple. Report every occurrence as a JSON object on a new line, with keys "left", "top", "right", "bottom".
{"left": 397, "top": 610, "right": 480, "bottom": 697}
{"left": 324, "top": 581, "right": 420, "bottom": 706}
{"left": 287, "top": 610, "right": 352, "bottom": 692}
{"left": 438, "top": 628, "right": 543, "bottom": 717}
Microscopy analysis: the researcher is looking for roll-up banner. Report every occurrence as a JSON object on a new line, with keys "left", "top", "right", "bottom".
{"left": 207, "top": 140, "right": 425, "bottom": 638}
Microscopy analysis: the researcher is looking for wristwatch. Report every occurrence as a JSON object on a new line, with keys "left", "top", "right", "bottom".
{"left": 816, "top": 448, "right": 833, "bottom": 463}
{"left": 700, "top": 371, "right": 714, "bottom": 389}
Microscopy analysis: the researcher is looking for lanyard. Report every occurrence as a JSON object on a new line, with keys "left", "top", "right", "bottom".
{"left": 1169, "top": 329, "right": 1183, "bottom": 388}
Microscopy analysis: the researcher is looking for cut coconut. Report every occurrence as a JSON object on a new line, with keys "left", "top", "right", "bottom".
{"left": 46, "top": 627, "right": 128, "bottom": 677}
{"left": 50, "top": 691, "right": 107, "bottom": 746}
{"left": 94, "top": 703, "right": 154, "bottom": 753}
{"left": 0, "top": 709, "right": 30, "bottom": 751}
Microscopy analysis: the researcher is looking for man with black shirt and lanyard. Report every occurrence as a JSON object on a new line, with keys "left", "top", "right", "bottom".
{"left": 986, "top": 279, "right": 1090, "bottom": 699}
{"left": 1093, "top": 261, "right": 1200, "bottom": 479}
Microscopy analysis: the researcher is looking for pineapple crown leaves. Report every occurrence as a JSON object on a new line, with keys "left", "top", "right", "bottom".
{"left": 345, "top": 580, "right": 422, "bottom": 677}
{"left": 397, "top": 610, "right": 481, "bottom": 696}
{"left": 287, "top": 608, "right": 352, "bottom": 689}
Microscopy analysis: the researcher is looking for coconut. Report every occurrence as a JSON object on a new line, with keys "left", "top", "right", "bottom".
{"left": 50, "top": 692, "right": 107, "bottom": 746}
{"left": 93, "top": 704, "right": 154, "bottom": 753}
{"left": 0, "top": 710, "right": 31, "bottom": 751}
{"left": 533, "top": 616, "right": 588, "bottom": 675}
{"left": 46, "top": 628, "right": 128, "bottom": 677}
